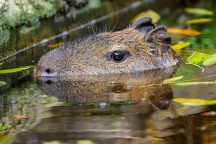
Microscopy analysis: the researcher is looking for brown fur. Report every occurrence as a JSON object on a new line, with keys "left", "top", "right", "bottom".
{"left": 34, "top": 23, "right": 182, "bottom": 76}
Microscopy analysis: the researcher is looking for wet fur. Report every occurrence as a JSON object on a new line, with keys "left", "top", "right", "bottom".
{"left": 35, "top": 18, "right": 182, "bottom": 76}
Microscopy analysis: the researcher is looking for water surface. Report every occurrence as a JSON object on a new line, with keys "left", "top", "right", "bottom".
{"left": 1, "top": 0, "right": 216, "bottom": 143}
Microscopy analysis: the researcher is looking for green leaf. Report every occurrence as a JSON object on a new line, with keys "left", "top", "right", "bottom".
{"left": 185, "top": 8, "right": 214, "bottom": 16}
{"left": 0, "top": 81, "right": 6, "bottom": 86}
{"left": 162, "top": 76, "right": 184, "bottom": 84}
{"left": 188, "top": 53, "right": 212, "bottom": 64}
{"left": 194, "top": 53, "right": 213, "bottom": 59}
{"left": 186, "top": 18, "right": 212, "bottom": 24}
{"left": 0, "top": 66, "right": 35, "bottom": 74}
{"left": 0, "top": 125, "right": 6, "bottom": 131}
{"left": 172, "top": 42, "right": 191, "bottom": 50}
{"left": 188, "top": 56, "right": 203, "bottom": 64}
{"left": 174, "top": 81, "right": 216, "bottom": 86}
{"left": 203, "top": 55, "right": 216, "bottom": 66}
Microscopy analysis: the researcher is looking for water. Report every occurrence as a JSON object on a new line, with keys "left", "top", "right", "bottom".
{"left": 0, "top": 0, "right": 216, "bottom": 143}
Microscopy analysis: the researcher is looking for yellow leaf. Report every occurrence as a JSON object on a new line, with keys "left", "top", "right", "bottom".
{"left": 185, "top": 8, "right": 214, "bottom": 16}
{"left": 77, "top": 140, "right": 95, "bottom": 144}
{"left": 0, "top": 81, "right": 6, "bottom": 86}
{"left": 162, "top": 76, "right": 184, "bottom": 84}
{"left": 43, "top": 141, "right": 69, "bottom": 144}
{"left": 0, "top": 133, "right": 8, "bottom": 143}
{"left": 172, "top": 42, "right": 191, "bottom": 50}
{"left": 174, "top": 81, "right": 216, "bottom": 86}
{"left": 173, "top": 98, "right": 216, "bottom": 106}
{"left": 167, "top": 28, "right": 201, "bottom": 35}
{"left": 47, "top": 42, "right": 65, "bottom": 48}
{"left": 186, "top": 18, "right": 212, "bottom": 24}
{"left": 173, "top": 98, "right": 206, "bottom": 105}
{"left": 131, "top": 10, "right": 160, "bottom": 23}
{"left": 208, "top": 100, "right": 216, "bottom": 105}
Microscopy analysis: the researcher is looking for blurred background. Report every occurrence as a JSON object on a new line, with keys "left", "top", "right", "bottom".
{"left": 0, "top": 0, "right": 216, "bottom": 143}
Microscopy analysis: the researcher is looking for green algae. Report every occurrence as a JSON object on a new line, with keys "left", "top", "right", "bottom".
{"left": 32, "top": 0, "right": 56, "bottom": 18}
{"left": 0, "top": 0, "right": 70, "bottom": 31}
{"left": 18, "top": 0, "right": 40, "bottom": 25}
{"left": 2, "top": 0, "right": 21, "bottom": 28}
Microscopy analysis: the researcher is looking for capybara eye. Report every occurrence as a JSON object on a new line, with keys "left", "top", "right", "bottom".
{"left": 105, "top": 50, "right": 130, "bottom": 63}
{"left": 111, "top": 50, "right": 126, "bottom": 62}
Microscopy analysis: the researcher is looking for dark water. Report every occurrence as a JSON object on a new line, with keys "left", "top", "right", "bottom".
{"left": 1, "top": 0, "right": 216, "bottom": 143}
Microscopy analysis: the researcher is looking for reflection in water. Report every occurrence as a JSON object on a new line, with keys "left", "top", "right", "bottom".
{"left": 36, "top": 66, "right": 178, "bottom": 109}
{"left": 0, "top": 65, "right": 215, "bottom": 144}
{"left": 12, "top": 67, "right": 185, "bottom": 143}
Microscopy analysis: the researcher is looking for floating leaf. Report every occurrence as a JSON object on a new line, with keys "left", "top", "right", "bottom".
{"left": 186, "top": 18, "right": 212, "bottom": 24}
{"left": 200, "top": 111, "right": 216, "bottom": 116}
{"left": 193, "top": 53, "right": 212, "bottom": 59}
{"left": 131, "top": 10, "right": 160, "bottom": 23}
{"left": 173, "top": 98, "right": 216, "bottom": 106}
{"left": 0, "top": 125, "right": 6, "bottom": 131}
{"left": 188, "top": 53, "right": 212, "bottom": 64}
{"left": 0, "top": 81, "right": 6, "bottom": 86}
{"left": 0, "top": 133, "right": 17, "bottom": 144}
{"left": 162, "top": 76, "right": 184, "bottom": 84}
{"left": 172, "top": 42, "right": 191, "bottom": 50}
{"left": 0, "top": 66, "right": 35, "bottom": 74}
{"left": 167, "top": 28, "right": 201, "bottom": 35}
{"left": 185, "top": 8, "right": 214, "bottom": 16}
{"left": 77, "top": 140, "right": 95, "bottom": 144}
{"left": 47, "top": 42, "right": 65, "bottom": 48}
{"left": 43, "top": 142, "right": 69, "bottom": 144}
{"left": 188, "top": 56, "right": 203, "bottom": 65}
{"left": 203, "top": 54, "right": 216, "bottom": 66}
{"left": 174, "top": 81, "right": 216, "bottom": 86}
{"left": 13, "top": 115, "right": 25, "bottom": 119}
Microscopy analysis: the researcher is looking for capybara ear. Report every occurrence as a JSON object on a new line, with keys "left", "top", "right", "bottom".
{"left": 131, "top": 17, "right": 156, "bottom": 33}
{"left": 145, "top": 26, "right": 171, "bottom": 45}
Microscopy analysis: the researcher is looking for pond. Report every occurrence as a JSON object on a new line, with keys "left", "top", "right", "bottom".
{"left": 0, "top": 0, "right": 216, "bottom": 143}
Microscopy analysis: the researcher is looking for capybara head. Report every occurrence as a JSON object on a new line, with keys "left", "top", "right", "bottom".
{"left": 34, "top": 17, "right": 182, "bottom": 77}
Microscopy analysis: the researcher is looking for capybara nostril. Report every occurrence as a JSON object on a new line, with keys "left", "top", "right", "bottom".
{"left": 161, "top": 35, "right": 171, "bottom": 45}
{"left": 45, "top": 68, "right": 52, "bottom": 74}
